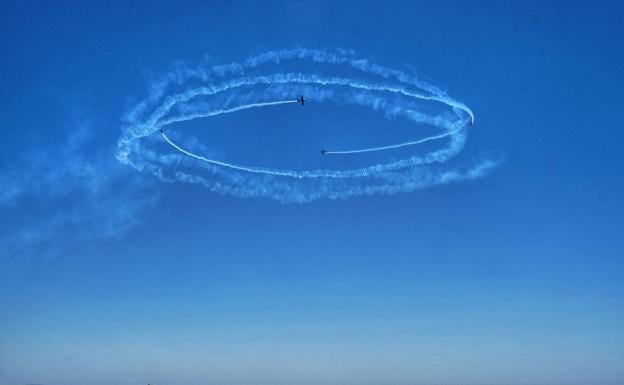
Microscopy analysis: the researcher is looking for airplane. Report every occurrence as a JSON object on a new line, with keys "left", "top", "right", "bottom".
{"left": 320, "top": 149, "right": 327, "bottom": 155}
{"left": 297, "top": 95, "right": 305, "bottom": 105}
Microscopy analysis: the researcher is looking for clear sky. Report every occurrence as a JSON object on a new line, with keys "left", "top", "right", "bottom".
{"left": 1, "top": 1, "right": 623, "bottom": 385}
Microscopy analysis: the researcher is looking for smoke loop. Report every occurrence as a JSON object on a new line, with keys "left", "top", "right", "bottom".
{"left": 117, "top": 49, "right": 493, "bottom": 203}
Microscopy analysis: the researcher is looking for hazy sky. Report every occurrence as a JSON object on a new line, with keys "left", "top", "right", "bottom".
{"left": 1, "top": 1, "right": 623, "bottom": 385}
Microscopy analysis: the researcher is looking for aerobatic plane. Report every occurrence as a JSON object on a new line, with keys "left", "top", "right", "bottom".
{"left": 320, "top": 149, "right": 327, "bottom": 155}
{"left": 297, "top": 95, "right": 305, "bottom": 105}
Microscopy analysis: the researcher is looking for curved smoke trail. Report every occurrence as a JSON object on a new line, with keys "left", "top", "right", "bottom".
{"left": 117, "top": 48, "right": 495, "bottom": 203}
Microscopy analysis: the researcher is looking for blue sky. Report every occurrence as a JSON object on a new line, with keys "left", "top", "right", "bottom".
{"left": 1, "top": 1, "right": 623, "bottom": 385}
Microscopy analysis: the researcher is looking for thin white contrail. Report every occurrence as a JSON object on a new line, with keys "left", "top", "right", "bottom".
{"left": 325, "top": 130, "right": 457, "bottom": 155}
{"left": 160, "top": 129, "right": 299, "bottom": 177}
{"left": 159, "top": 99, "right": 298, "bottom": 128}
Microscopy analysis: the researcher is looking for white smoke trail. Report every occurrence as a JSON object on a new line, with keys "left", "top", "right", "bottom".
{"left": 160, "top": 129, "right": 309, "bottom": 178}
{"left": 325, "top": 129, "right": 460, "bottom": 155}
{"left": 158, "top": 99, "right": 298, "bottom": 128}
{"left": 117, "top": 48, "right": 494, "bottom": 203}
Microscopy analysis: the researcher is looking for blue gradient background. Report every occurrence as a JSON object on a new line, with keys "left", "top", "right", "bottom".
{"left": 1, "top": 1, "right": 623, "bottom": 385}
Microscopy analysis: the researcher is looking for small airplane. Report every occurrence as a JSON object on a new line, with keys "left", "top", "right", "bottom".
{"left": 297, "top": 95, "right": 305, "bottom": 105}
{"left": 320, "top": 149, "right": 327, "bottom": 155}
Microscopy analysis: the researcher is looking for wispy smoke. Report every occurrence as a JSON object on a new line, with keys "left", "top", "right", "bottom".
{"left": 0, "top": 118, "right": 155, "bottom": 259}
